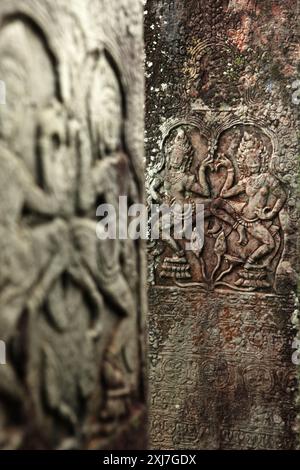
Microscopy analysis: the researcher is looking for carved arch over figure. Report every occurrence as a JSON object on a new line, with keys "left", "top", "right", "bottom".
{"left": 0, "top": 12, "right": 62, "bottom": 98}
{"left": 0, "top": 13, "right": 63, "bottom": 181}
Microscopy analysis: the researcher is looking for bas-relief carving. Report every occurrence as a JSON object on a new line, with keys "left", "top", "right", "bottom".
{"left": 148, "top": 289, "right": 297, "bottom": 450}
{"left": 148, "top": 120, "right": 294, "bottom": 294}
{"left": 147, "top": 2, "right": 299, "bottom": 295}
{"left": 146, "top": 0, "right": 298, "bottom": 450}
{"left": 148, "top": 118, "right": 298, "bottom": 450}
{"left": 0, "top": 0, "right": 145, "bottom": 450}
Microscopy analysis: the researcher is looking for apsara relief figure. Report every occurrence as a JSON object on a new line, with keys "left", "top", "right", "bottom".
{"left": 150, "top": 127, "right": 211, "bottom": 279}
{"left": 211, "top": 132, "right": 286, "bottom": 288}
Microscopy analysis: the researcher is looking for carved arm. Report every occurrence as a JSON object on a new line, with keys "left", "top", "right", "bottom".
{"left": 216, "top": 154, "right": 236, "bottom": 197}
{"left": 149, "top": 175, "right": 164, "bottom": 203}
{"left": 272, "top": 189, "right": 287, "bottom": 215}
{"left": 256, "top": 183, "right": 287, "bottom": 221}
{"left": 197, "top": 157, "right": 212, "bottom": 197}
{"left": 21, "top": 166, "right": 59, "bottom": 216}
{"left": 221, "top": 181, "right": 246, "bottom": 199}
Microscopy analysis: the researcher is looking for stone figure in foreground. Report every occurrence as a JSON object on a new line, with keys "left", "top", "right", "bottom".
{"left": 0, "top": 0, "right": 146, "bottom": 450}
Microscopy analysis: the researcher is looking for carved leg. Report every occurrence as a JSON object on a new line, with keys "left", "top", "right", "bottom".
{"left": 28, "top": 219, "right": 70, "bottom": 313}
{"left": 70, "top": 219, "right": 137, "bottom": 420}
{"left": 245, "top": 223, "right": 276, "bottom": 269}
{"left": 0, "top": 222, "right": 70, "bottom": 407}
{"left": 160, "top": 215, "right": 184, "bottom": 256}
{"left": 68, "top": 259, "right": 104, "bottom": 315}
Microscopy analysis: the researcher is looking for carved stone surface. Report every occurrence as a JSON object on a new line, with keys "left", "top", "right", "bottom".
{"left": 145, "top": 0, "right": 299, "bottom": 449}
{"left": 0, "top": 0, "right": 146, "bottom": 449}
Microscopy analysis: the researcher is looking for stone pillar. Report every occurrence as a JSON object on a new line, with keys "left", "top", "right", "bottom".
{"left": 0, "top": 0, "right": 146, "bottom": 449}
{"left": 146, "top": 0, "right": 299, "bottom": 449}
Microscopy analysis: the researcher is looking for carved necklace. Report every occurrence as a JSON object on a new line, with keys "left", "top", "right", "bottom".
{"left": 167, "top": 168, "right": 185, "bottom": 183}
{"left": 249, "top": 173, "right": 267, "bottom": 190}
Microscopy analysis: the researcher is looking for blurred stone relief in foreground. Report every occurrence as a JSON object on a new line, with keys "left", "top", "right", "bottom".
{"left": 0, "top": 0, "right": 146, "bottom": 449}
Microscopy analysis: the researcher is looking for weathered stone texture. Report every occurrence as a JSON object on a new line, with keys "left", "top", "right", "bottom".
{"left": 146, "top": 0, "right": 299, "bottom": 449}
{"left": 0, "top": 0, "right": 146, "bottom": 449}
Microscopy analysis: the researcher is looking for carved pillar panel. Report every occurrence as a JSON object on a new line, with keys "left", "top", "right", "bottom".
{"left": 0, "top": 0, "right": 146, "bottom": 449}
{"left": 146, "top": 0, "right": 299, "bottom": 449}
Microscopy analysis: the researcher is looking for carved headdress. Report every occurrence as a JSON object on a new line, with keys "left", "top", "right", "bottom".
{"left": 237, "top": 131, "right": 269, "bottom": 179}
{"left": 166, "top": 127, "right": 194, "bottom": 173}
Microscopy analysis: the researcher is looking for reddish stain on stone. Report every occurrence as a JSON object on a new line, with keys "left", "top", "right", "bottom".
{"left": 228, "top": 0, "right": 260, "bottom": 14}
{"left": 227, "top": 15, "right": 251, "bottom": 51}
{"left": 260, "top": 34, "right": 269, "bottom": 45}
{"left": 272, "top": 4, "right": 284, "bottom": 18}
{"left": 282, "top": 64, "right": 296, "bottom": 77}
